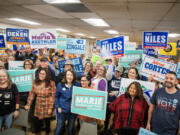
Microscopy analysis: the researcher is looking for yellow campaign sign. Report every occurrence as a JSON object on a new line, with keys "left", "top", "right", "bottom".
{"left": 159, "top": 42, "right": 177, "bottom": 56}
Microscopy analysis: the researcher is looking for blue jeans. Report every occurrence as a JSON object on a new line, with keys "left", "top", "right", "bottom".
{"left": 0, "top": 112, "right": 13, "bottom": 130}
{"left": 54, "top": 113, "right": 76, "bottom": 135}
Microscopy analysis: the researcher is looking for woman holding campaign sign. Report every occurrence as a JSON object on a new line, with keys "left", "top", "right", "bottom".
{"left": 0, "top": 69, "right": 19, "bottom": 131}
{"left": 109, "top": 81, "right": 148, "bottom": 135}
{"left": 54, "top": 70, "right": 79, "bottom": 135}
{"left": 25, "top": 68, "right": 56, "bottom": 135}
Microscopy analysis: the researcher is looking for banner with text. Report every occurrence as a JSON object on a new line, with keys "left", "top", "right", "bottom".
{"left": 9, "top": 61, "right": 24, "bottom": 70}
{"left": 58, "top": 57, "right": 84, "bottom": 77}
{"left": 120, "top": 78, "right": 155, "bottom": 104}
{"left": 143, "top": 31, "right": 168, "bottom": 49}
{"left": 71, "top": 86, "right": 107, "bottom": 120}
{"left": 66, "top": 38, "right": 86, "bottom": 54}
{"left": 30, "top": 29, "right": 57, "bottom": 48}
{"left": 140, "top": 56, "right": 177, "bottom": 82}
{"left": 8, "top": 70, "right": 35, "bottom": 92}
{"left": 100, "top": 36, "right": 124, "bottom": 57}
{"left": 6, "top": 28, "right": 29, "bottom": 45}
{"left": 143, "top": 48, "right": 155, "bottom": 57}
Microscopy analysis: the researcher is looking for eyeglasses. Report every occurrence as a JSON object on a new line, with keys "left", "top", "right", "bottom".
{"left": 81, "top": 80, "right": 87, "bottom": 82}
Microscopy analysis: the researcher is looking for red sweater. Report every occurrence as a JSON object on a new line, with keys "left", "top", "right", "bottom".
{"left": 109, "top": 93, "right": 148, "bottom": 130}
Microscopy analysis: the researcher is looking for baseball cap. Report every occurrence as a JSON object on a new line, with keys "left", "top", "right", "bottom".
{"left": 115, "top": 65, "right": 123, "bottom": 72}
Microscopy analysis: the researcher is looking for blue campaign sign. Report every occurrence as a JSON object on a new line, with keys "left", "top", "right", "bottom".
{"left": 143, "top": 32, "right": 168, "bottom": 49}
{"left": 100, "top": 36, "right": 124, "bottom": 57}
{"left": 58, "top": 57, "right": 84, "bottom": 77}
{"left": 143, "top": 48, "right": 155, "bottom": 57}
{"left": 66, "top": 38, "right": 86, "bottom": 54}
{"left": 138, "top": 128, "right": 157, "bottom": 135}
{"left": 177, "top": 63, "right": 180, "bottom": 78}
{"left": 177, "top": 40, "right": 180, "bottom": 48}
{"left": 0, "top": 35, "right": 5, "bottom": 49}
{"left": 6, "top": 28, "right": 29, "bottom": 45}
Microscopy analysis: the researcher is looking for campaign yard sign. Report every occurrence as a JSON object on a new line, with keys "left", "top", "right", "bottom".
{"left": 177, "top": 63, "right": 180, "bottom": 79}
{"left": 8, "top": 70, "right": 35, "bottom": 92}
{"left": 57, "top": 37, "right": 67, "bottom": 50}
{"left": 143, "top": 32, "right": 168, "bottom": 49}
{"left": 140, "top": 56, "right": 177, "bottom": 82}
{"left": 0, "top": 35, "right": 5, "bottom": 49}
{"left": 119, "top": 78, "right": 155, "bottom": 104}
{"left": 58, "top": 57, "right": 84, "bottom": 77}
{"left": 124, "top": 42, "right": 136, "bottom": 50}
{"left": 138, "top": 128, "right": 157, "bottom": 135}
{"left": 66, "top": 38, "right": 86, "bottom": 54}
{"left": 71, "top": 86, "right": 107, "bottom": 120}
{"left": 119, "top": 50, "right": 142, "bottom": 68}
{"left": 6, "top": 28, "right": 29, "bottom": 45}
{"left": 100, "top": 36, "right": 124, "bottom": 57}
{"left": 30, "top": 29, "right": 57, "bottom": 49}
{"left": 8, "top": 61, "right": 24, "bottom": 70}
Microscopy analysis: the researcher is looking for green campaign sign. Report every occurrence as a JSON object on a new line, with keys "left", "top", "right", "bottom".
{"left": 57, "top": 37, "right": 67, "bottom": 50}
{"left": 8, "top": 70, "right": 35, "bottom": 92}
{"left": 71, "top": 86, "right": 107, "bottom": 120}
{"left": 119, "top": 50, "right": 142, "bottom": 69}
{"left": 91, "top": 55, "right": 106, "bottom": 66}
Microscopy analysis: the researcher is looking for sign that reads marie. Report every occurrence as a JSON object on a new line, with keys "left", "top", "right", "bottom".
{"left": 140, "top": 56, "right": 177, "bottom": 82}
{"left": 6, "top": 28, "right": 29, "bottom": 45}
{"left": 72, "top": 86, "right": 107, "bottom": 120}
{"left": 8, "top": 70, "right": 35, "bottom": 92}
{"left": 143, "top": 32, "right": 168, "bottom": 49}
{"left": 100, "top": 36, "right": 124, "bottom": 57}
{"left": 30, "top": 29, "right": 56, "bottom": 48}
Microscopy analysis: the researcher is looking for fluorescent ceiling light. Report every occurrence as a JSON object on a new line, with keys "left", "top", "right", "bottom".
{"left": 89, "top": 36, "right": 96, "bottom": 39}
{"left": 104, "top": 30, "right": 119, "bottom": 35}
{"left": 81, "top": 18, "right": 109, "bottom": 27}
{"left": 56, "top": 28, "right": 70, "bottom": 32}
{"left": 75, "top": 33, "right": 86, "bottom": 36}
{"left": 43, "top": 0, "right": 81, "bottom": 4}
{"left": 8, "top": 18, "right": 40, "bottom": 25}
{"left": 168, "top": 33, "right": 180, "bottom": 38}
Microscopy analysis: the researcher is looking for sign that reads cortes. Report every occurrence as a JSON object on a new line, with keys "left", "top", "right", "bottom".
{"left": 143, "top": 32, "right": 168, "bottom": 49}
{"left": 100, "top": 36, "right": 124, "bottom": 57}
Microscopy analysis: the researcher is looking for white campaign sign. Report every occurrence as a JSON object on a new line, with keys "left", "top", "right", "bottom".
{"left": 8, "top": 61, "right": 24, "bottom": 70}
{"left": 119, "top": 78, "right": 155, "bottom": 104}
{"left": 140, "top": 56, "right": 177, "bottom": 82}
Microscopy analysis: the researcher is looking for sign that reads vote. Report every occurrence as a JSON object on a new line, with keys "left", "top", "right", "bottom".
{"left": 58, "top": 57, "right": 84, "bottom": 77}
{"left": 6, "top": 28, "right": 29, "bottom": 45}
{"left": 71, "top": 86, "right": 107, "bottom": 120}
{"left": 138, "top": 128, "right": 157, "bottom": 135}
{"left": 8, "top": 70, "right": 35, "bottom": 92}
{"left": 30, "top": 29, "right": 57, "bottom": 49}
{"left": 0, "top": 35, "right": 5, "bottom": 49}
{"left": 177, "top": 63, "right": 180, "bottom": 79}
{"left": 143, "top": 32, "right": 168, "bottom": 49}
{"left": 140, "top": 56, "right": 177, "bottom": 82}
{"left": 9, "top": 61, "right": 24, "bottom": 70}
{"left": 120, "top": 78, "right": 155, "bottom": 104}
{"left": 100, "top": 36, "right": 124, "bottom": 57}
{"left": 66, "top": 38, "right": 86, "bottom": 54}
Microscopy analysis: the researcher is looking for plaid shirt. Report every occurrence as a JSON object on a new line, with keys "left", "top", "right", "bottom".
{"left": 27, "top": 81, "right": 56, "bottom": 120}
{"left": 109, "top": 93, "right": 148, "bottom": 130}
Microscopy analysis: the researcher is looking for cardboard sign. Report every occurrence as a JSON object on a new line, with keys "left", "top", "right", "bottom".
{"left": 8, "top": 61, "right": 24, "bottom": 70}
{"left": 140, "top": 56, "right": 177, "bottom": 82}
{"left": 30, "top": 29, "right": 57, "bottom": 48}
{"left": 177, "top": 63, "right": 180, "bottom": 79}
{"left": 100, "top": 36, "right": 124, "bottom": 57}
{"left": 71, "top": 86, "right": 107, "bottom": 120}
{"left": 143, "top": 32, "right": 168, "bottom": 49}
{"left": 0, "top": 35, "right": 5, "bottom": 49}
{"left": 57, "top": 37, "right": 67, "bottom": 50}
{"left": 120, "top": 78, "right": 155, "bottom": 104}
{"left": 58, "top": 57, "right": 84, "bottom": 77}
{"left": 66, "top": 38, "right": 86, "bottom": 54}
{"left": 6, "top": 28, "right": 29, "bottom": 45}
{"left": 8, "top": 70, "right": 35, "bottom": 92}
{"left": 138, "top": 128, "right": 157, "bottom": 135}
{"left": 159, "top": 42, "right": 177, "bottom": 56}
{"left": 119, "top": 50, "right": 142, "bottom": 68}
